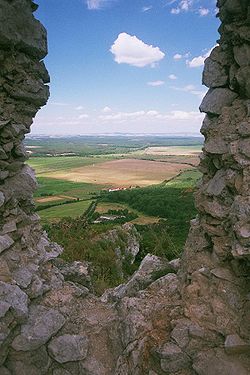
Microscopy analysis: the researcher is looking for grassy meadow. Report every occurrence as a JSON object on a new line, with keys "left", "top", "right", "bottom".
{"left": 39, "top": 200, "right": 93, "bottom": 223}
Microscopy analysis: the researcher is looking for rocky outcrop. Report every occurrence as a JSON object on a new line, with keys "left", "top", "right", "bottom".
{"left": 0, "top": 0, "right": 250, "bottom": 374}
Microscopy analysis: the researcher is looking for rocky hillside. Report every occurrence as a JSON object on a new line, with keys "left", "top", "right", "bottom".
{"left": 0, "top": 0, "right": 249, "bottom": 374}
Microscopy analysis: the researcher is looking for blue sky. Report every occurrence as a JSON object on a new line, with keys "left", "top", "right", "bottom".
{"left": 33, "top": 0, "right": 219, "bottom": 135}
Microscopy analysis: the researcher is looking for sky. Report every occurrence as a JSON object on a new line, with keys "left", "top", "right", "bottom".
{"left": 33, "top": 0, "right": 220, "bottom": 136}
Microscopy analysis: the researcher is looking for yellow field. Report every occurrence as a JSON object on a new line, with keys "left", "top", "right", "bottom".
{"left": 36, "top": 195, "right": 78, "bottom": 203}
{"left": 42, "top": 158, "right": 193, "bottom": 188}
{"left": 139, "top": 146, "right": 202, "bottom": 156}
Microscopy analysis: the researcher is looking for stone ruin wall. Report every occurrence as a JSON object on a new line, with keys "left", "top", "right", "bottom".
{"left": 0, "top": 0, "right": 249, "bottom": 374}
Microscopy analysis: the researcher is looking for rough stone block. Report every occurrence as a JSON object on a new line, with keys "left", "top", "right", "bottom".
{"left": 48, "top": 334, "right": 89, "bottom": 364}
{"left": 200, "top": 88, "right": 238, "bottom": 115}
{"left": 11, "top": 305, "right": 65, "bottom": 351}
{"left": 0, "top": 0, "right": 47, "bottom": 59}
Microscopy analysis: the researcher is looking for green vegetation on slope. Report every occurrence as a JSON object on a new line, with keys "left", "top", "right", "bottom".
{"left": 46, "top": 218, "right": 137, "bottom": 294}
{"left": 100, "top": 169, "right": 201, "bottom": 251}
{"left": 43, "top": 169, "right": 201, "bottom": 294}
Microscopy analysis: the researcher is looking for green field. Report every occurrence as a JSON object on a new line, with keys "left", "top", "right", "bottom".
{"left": 35, "top": 177, "right": 102, "bottom": 199}
{"left": 164, "top": 169, "right": 201, "bottom": 188}
{"left": 25, "top": 135, "right": 204, "bottom": 157}
{"left": 29, "top": 155, "right": 114, "bottom": 175}
{"left": 27, "top": 136, "right": 202, "bottom": 231}
{"left": 39, "top": 199, "right": 93, "bottom": 223}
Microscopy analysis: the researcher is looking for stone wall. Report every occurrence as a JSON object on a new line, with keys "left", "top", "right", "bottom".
{"left": 0, "top": 0, "right": 249, "bottom": 374}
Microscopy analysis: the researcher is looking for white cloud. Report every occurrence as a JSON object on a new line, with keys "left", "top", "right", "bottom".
{"left": 187, "top": 55, "right": 205, "bottom": 68}
{"left": 173, "top": 52, "right": 190, "bottom": 60}
{"left": 99, "top": 108, "right": 203, "bottom": 123}
{"left": 146, "top": 110, "right": 159, "bottom": 116}
{"left": 86, "top": 0, "right": 111, "bottom": 10}
{"left": 99, "top": 110, "right": 146, "bottom": 122}
{"left": 179, "top": 84, "right": 196, "bottom": 91}
{"left": 171, "top": 8, "right": 181, "bottom": 14}
{"left": 170, "top": 1, "right": 212, "bottom": 16}
{"left": 171, "top": 84, "right": 206, "bottom": 99}
{"left": 110, "top": 32, "right": 165, "bottom": 68}
{"left": 171, "top": 0, "right": 193, "bottom": 14}
{"left": 75, "top": 106, "right": 84, "bottom": 111}
{"left": 146, "top": 109, "right": 203, "bottom": 121}
{"left": 50, "top": 102, "right": 68, "bottom": 106}
{"left": 199, "top": 7, "right": 209, "bottom": 16}
{"left": 147, "top": 80, "right": 165, "bottom": 86}
{"left": 173, "top": 53, "right": 182, "bottom": 60}
{"left": 102, "top": 106, "right": 112, "bottom": 113}
{"left": 78, "top": 114, "right": 89, "bottom": 119}
{"left": 186, "top": 45, "right": 216, "bottom": 68}
{"left": 164, "top": 110, "right": 203, "bottom": 120}
{"left": 142, "top": 6, "right": 152, "bottom": 12}
{"left": 169, "top": 74, "right": 177, "bottom": 80}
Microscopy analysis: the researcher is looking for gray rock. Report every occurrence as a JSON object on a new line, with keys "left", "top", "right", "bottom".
{"left": 7, "top": 345, "right": 51, "bottom": 375}
{"left": 0, "top": 0, "right": 47, "bottom": 59}
{"left": 188, "top": 324, "right": 205, "bottom": 339}
{"left": 235, "top": 222, "right": 250, "bottom": 241}
{"left": 0, "top": 235, "right": 14, "bottom": 254}
{"left": 200, "top": 88, "right": 238, "bottom": 115}
{"left": 11, "top": 305, "right": 65, "bottom": 351}
{"left": 13, "top": 267, "right": 33, "bottom": 288}
{"left": 171, "top": 324, "right": 190, "bottom": 348}
{"left": 0, "top": 191, "right": 5, "bottom": 207}
{"left": 149, "top": 273, "right": 179, "bottom": 296}
{"left": 0, "top": 281, "right": 28, "bottom": 321}
{"left": 235, "top": 66, "right": 250, "bottom": 98}
{"left": 204, "top": 138, "right": 228, "bottom": 154}
{"left": 101, "top": 254, "right": 171, "bottom": 302}
{"left": 37, "top": 235, "right": 63, "bottom": 262}
{"left": 13, "top": 143, "right": 27, "bottom": 158}
{"left": 0, "top": 301, "right": 11, "bottom": 318}
{"left": 55, "top": 260, "right": 91, "bottom": 287}
{"left": 223, "top": 0, "right": 242, "bottom": 14}
{"left": 168, "top": 258, "right": 181, "bottom": 271}
{"left": 3, "top": 165, "right": 37, "bottom": 202}
{"left": 2, "top": 221, "right": 17, "bottom": 234}
{"left": 193, "top": 349, "right": 249, "bottom": 375}
{"left": 28, "top": 275, "right": 45, "bottom": 299}
{"left": 206, "top": 170, "right": 226, "bottom": 196}
{"left": 225, "top": 334, "right": 250, "bottom": 354}
{"left": 237, "top": 122, "right": 250, "bottom": 137}
{"left": 233, "top": 44, "right": 250, "bottom": 67}
{"left": 4, "top": 81, "right": 49, "bottom": 107}
{"left": 203, "top": 58, "right": 228, "bottom": 88}
{"left": 0, "top": 146, "right": 8, "bottom": 160}
{"left": 0, "top": 171, "right": 9, "bottom": 181}
{"left": 53, "top": 370, "right": 71, "bottom": 375}
{"left": 3, "top": 142, "right": 14, "bottom": 153}
{"left": 48, "top": 334, "right": 89, "bottom": 363}
{"left": 0, "top": 367, "right": 11, "bottom": 375}
{"left": 156, "top": 342, "right": 191, "bottom": 373}
{"left": 232, "top": 243, "right": 250, "bottom": 258}
{"left": 0, "top": 120, "right": 10, "bottom": 129}
{"left": 239, "top": 139, "right": 250, "bottom": 158}
{"left": 211, "top": 268, "right": 234, "bottom": 282}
